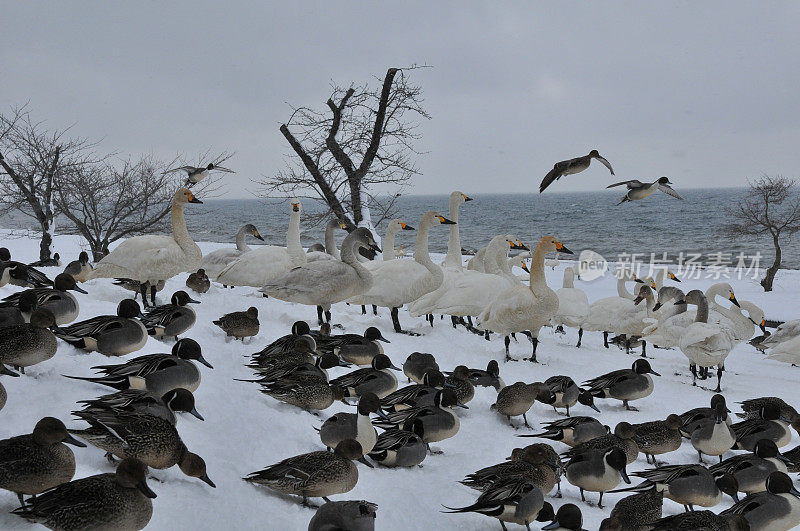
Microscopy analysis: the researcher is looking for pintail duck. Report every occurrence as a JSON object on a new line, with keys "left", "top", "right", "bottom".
{"left": 247, "top": 335, "right": 326, "bottom": 375}
{"left": 63, "top": 251, "right": 93, "bottom": 282}
{"left": 12, "top": 458, "right": 156, "bottom": 531}
{"left": 379, "top": 369, "right": 448, "bottom": 412}
{"left": 680, "top": 393, "right": 732, "bottom": 436}
{"left": 367, "top": 429, "right": 427, "bottom": 468}
{"left": 330, "top": 354, "right": 399, "bottom": 399}
{"left": 213, "top": 306, "right": 259, "bottom": 341}
{"left": 164, "top": 162, "right": 234, "bottom": 185}
{"left": 257, "top": 378, "right": 346, "bottom": 412}
{"left": 0, "top": 247, "right": 53, "bottom": 287}
{"left": 0, "top": 308, "right": 58, "bottom": 373}
{"left": 250, "top": 320, "right": 315, "bottom": 361}
{"left": 492, "top": 381, "right": 550, "bottom": 428}
{"left": 318, "top": 327, "right": 391, "bottom": 366}
{"left": 710, "top": 439, "right": 791, "bottom": 495}
{"left": 539, "top": 150, "right": 614, "bottom": 193}
{"left": 601, "top": 486, "right": 664, "bottom": 530}
{"left": 565, "top": 447, "right": 630, "bottom": 508}
{"left": 461, "top": 445, "right": 560, "bottom": 495}
{"left": 402, "top": 352, "right": 439, "bottom": 384}
{"left": 607, "top": 176, "right": 683, "bottom": 205}
{"left": 649, "top": 510, "right": 750, "bottom": 531}
{"left": 76, "top": 388, "right": 204, "bottom": 426}
{"left": 0, "top": 273, "right": 86, "bottom": 325}
{"left": 113, "top": 277, "right": 166, "bottom": 302}
{"left": 55, "top": 299, "right": 149, "bottom": 356}
{"left": 319, "top": 393, "right": 385, "bottom": 455}
{"left": 611, "top": 464, "right": 740, "bottom": 511}
{"left": 69, "top": 410, "right": 215, "bottom": 487}
{"left": 562, "top": 422, "right": 639, "bottom": 465}
{"left": 690, "top": 400, "right": 737, "bottom": 463}
{"left": 244, "top": 439, "right": 364, "bottom": 507}
{"left": 733, "top": 403, "right": 797, "bottom": 450}
{"left": 0, "top": 289, "right": 37, "bottom": 327}
{"left": 444, "top": 365, "right": 475, "bottom": 405}
{"left": 243, "top": 352, "right": 347, "bottom": 386}
{"left": 738, "top": 396, "right": 799, "bottom": 422}
{"left": 308, "top": 500, "right": 378, "bottom": 531}
{"left": 782, "top": 444, "right": 800, "bottom": 473}
{"left": 541, "top": 503, "right": 586, "bottom": 531}
{"left": 0, "top": 417, "right": 86, "bottom": 505}
{"left": 143, "top": 290, "right": 199, "bottom": 339}
{"left": 0, "top": 364, "right": 19, "bottom": 411}
{"left": 520, "top": 417, "right": 607, "bottom": 447}
{"left": 443, "top": 477, "right": 555, "bottom": 530}
{"left": 65, "top": 337, "right": 212, "bottom": 395}
{"left": 630, "top": 414, "right": 682, "bottom": 465}
{"left": 185, "top": 268, "right": 210, "bottom": 293}
{"left": 463, "top": 359, "right": 505, "bottom": 390}
{"left": 373, "top": 389, "right": 465, "bottom": 452}
{"left": 720, "top": 471, "right": 800, "bottom": 530}
{"left": 543, "top": 376, "right": 599, "bottom": 416}
{"left": 507, "top": 444, "right": 564, "bottom": 496}
{"left": 28, "top": 252, "right": 61, "bottom": 267}
{"left": 583, "top": 359, "right": 660, "bottom": 411}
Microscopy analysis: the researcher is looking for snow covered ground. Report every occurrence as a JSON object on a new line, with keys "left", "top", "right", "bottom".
{"left": 1, "top": 230, "right": 799, "bottom": 530}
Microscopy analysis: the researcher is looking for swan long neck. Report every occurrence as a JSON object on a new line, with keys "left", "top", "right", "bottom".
{"left": 235, "top": 226, "right": 251, "bottom": 252}
{"left": 493, "top": 242, "right": 515, "bottom": 282}
{"left": 286, "top": 209, "right": 304, "bottom": 264}
{"left": 340, "top": 233, "right": 371, "bottom": 282}
{"left": 324, "top": 221, "right": 340, "bottom": 259}
{"left": 694, "top": 296, "right": 710, "bottom": 323}
{"left": 563, "top": 267, "right": 574, "bottom": 288}
{"left": 171, "top": 202, "right": 195, "bottom": 256}
{"left": 414, "top": 219, "right": 440, "bottom": 282}
{"left": 383, "top": 224, "right": 399, "bottom": 261}
{"left": 528, "top": 242, "right": 548, "bottom": 288}
{"left": 482, "top": 237, "right": 505, "bottom": 275}
{"left": 617, "top": 273, "right": 636, "bottom": 299}
{"left": 444, "top": 195, "right": 462, "bottom": 270}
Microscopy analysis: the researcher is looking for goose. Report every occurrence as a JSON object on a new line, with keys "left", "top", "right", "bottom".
{"left": 539, "top": 150, "right": 614, "bottom": 193}
{"left": 582, "top": 269, "right": 641, "bottom": 348}
{"left": 607, "top": 176, "right": 683, "bottom": 204}
{"left": 307, "top": 219, "right": 348, "bottom": 262}
{"left": 260, "top": 228, "right": 381, "bottom": 325}
{"left": 200, "top": 224, "right": 264, "bottom": 280}
{"left": 55, "top": 299, "right": 149, "bottom": 357}
{"left": 0, "top": 272, "right": 87, "bottom": 325}
{"left": 347, "top": 211, "right": 455, "bottom": 334}
{"left": 163, "top": 162, "right": 234, "bottom": 185}
{"left": 553, "top": 266, "right": 589, "bottom": 347}
{"left": 12, "top": 458, "right": 157, "bottom": 531}
{"left": 216, "top": 200, "right": 306, "bottom": 288}
{"left": 408, "top": 235, "right": 527, "bottom": 329}
{"left": 678, "top": 290, "right": 735, "bottom": 392}
{"left": 90, "top": 188, "right": 203, "bottom": 307}
{"left": 478, "top": 236, "right": 573, "bottom": 362}
{"left": 63, "top": 251, "right": 93, "bottom": 282}
{"left": 308, "top": 500, "right": 378, "bottom": 531}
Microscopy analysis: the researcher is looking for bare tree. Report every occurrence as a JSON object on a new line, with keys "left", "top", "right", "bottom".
{"left": 258, "top": 66, "right": 429, "bottom": 228}
{"left": 56, "top": 153, "right": 227, "bottom": 261}
{"left": 0, "top": 106, "right": 100, "bottom": 260}
{"left": 726, "top": 175, "right": 800, "bottom": 291}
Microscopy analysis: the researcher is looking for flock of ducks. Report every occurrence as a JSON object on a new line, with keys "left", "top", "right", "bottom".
{"left": 0, "top": 180, "right": 798, "bottom": 530}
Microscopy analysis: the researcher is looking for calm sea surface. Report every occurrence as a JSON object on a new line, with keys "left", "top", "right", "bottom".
{"left": 4, "top": 189, "right": 799, "bottom": 268}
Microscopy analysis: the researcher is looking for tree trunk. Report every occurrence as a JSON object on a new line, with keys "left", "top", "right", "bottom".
{"left": 761, "top": 232, "right": 782, "bottom": 292}
{"left": 39, "top": 220, "right": 52, "bottom": 262}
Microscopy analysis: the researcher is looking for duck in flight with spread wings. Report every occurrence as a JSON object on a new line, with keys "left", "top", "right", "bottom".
{"left": 164, "top": 163, "right": 235, "bottom": 186}
{"left": 539, "top": 150, "right": 614, "bottom": 193}
{"left": 607, "top": 176, "right": 683, "bottom": 205}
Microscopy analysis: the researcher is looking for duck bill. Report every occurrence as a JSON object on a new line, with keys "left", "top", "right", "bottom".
{"left": 789, "top": 486, "right": 800, "bottom": 498}
{"left": 73, "top": 285, "right": 89, "bottom": 294}
{"left": 649, "top": 368, "right": 661, "bottom": 376}
{"left": 376, "top": 336, "right": 391, "bottom": 343}
{"left": 1, "top": 365, "right": 20, "bottom": 377}
{"left": 375, "top": 409, "right": 390, "bottom": 420}
{"left": 589, "top": 403, "right": 601, "bottom": 413}
{"left": 197, "top": 356, "right": 214, "bottom": 369}
{"left": 456, "top": 402, "right": 469, "bottom": 409}
{"left": 633, "top": 296, "right": 644, "bottom": 306}
{"left": 137, "top": 480, "right": 158, "bottom": 498}
{"left": 188, "top": 298, "right": 201, "bottom": 304}
{"left": 731, "top": 491, "right": 740, "bottom": 503}
{"left": 389, "top": 363, "right": 401, "bottom": 371}
{"left": 63, "top": 434, "right": 88, "bottom": 447}
{"left": 357, "top": 456, "right": 375, "bottom": 468}
{"left": 338, "top": 359, "right": 352, "bottom": 368}
{"left": 443, "top": 381, "right": 457, "bottom": 389}
{"left": 199, "top": 474, "right": 216, "bottom": 488}
{"left": 542, "top": 521, "right": 561, "bottom": 531}
{"left": 620, "top": 468, "right": 631, "bottom": 484}
{"left": 189, "top": 408, "right": 205, "bottom": 421}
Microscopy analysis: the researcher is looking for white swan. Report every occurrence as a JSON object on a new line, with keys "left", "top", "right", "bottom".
{"left": 215, "top": 200, "right": 306, "bottom": 287}
{"left": 408, "top": 235, "right": 526, "bottom": 322}
{"left": 441, "top": 191, "right": 472, "bottom": 271}
{"left": 466, "top": 246, "right": 487, "bottom": 272}
{"left": 347, "top": 211, "right": 455, "bottom": 334}
{"left": 478, "top": 236, "right": 572, "bottom": 362}
{"left": 760, "top": 318, "right": 800, "bottom": 350}
{"left": 678, "top": 289, "right": 735, "bottom": 392}
{"left": 508, "top": 252, "right": 531, "bottom": 282}
{"left": 306, "top": 219, "right": 347, "bottom": 262}
{"left": 582, "top": 269, "right": 641, "bottom": 347}
{"left": 640, "top": 268, "right": 681, "bottom": 291}
{"left": 90, "top": 188, "right": 203, "bottom": 303}
{"left": 380, "top": 219, "right": 416, "bottom": 262}
{"left": 200, "top": 224, "right": 264, "bottom": 279}
{"left": 553, "top": 265, "right": 590, "bottom": 347}
{"left": 260, "top": 228, "right": 381, "bottom": 323}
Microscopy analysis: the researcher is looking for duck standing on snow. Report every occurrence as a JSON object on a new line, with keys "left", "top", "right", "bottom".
{"left": 143, "top": 290, "right": 199, "bottom": 340}
{"left": 552, "top": 266, "right": 589, "bottom": 347}
{"left": 29, "top": 252, "right": 61, "bottom": 267}
{"left": 55, "top": 299, "right": 149, "bottom": 357}
{"left": 89, "top": 188, "right": 203, "bottom": 307}
{"left": 478, "top": 236, "right": 573, "bottom": 362}
{"left": 539, "top": 150, "right": 615, "bottom": 193}
{"left": 213, "top": 306, "right": 259, "bottom": 342}
{"left": 583, "top": 359, "right": 660, "bottom": 411}
{"left": 0, "top": 309, "right": 59, "bottom": 374}
{"left": 607, "top": 176, "right": 683, "bottom": 205}
{"left": 63, "top": 251, "right": 93, "bottom": 282}
{"left": 185, "top": 268, "right": 210, "bottom": 293}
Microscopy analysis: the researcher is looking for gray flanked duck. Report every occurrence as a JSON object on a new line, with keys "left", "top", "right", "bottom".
{"left": 565, "top": 447, "right": 631, "bottom": 508}
{"left": 143, "top": 290, "right": 199, "bottom": 340}
{"left": 308, "top": 500, "right": 378, "bottom": 531}
{"left": 583, "top": 359, "right": 660, "bottom": 411}
{"left": 720, "top": 471, "right": 800, "bottom": 530}
{"left": 75, "top": 387, "right": 204, "bottom": 426}
{"left": 367, "top": 429, "right": 427, "bottom": 468}
{"left": 12, "top": 458, "right": 157, "bottom": 531}
{"left": 0, "top": 273, "right": 86, "bottom": 325}
{"left": 0, "top": 308, "right": 59, "bottom": 374}
{"left": 55, "top": 299, "right": 149, "bottom": 356}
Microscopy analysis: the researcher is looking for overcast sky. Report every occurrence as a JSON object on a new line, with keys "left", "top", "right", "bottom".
{"left": 3, "top": 2, "right": 799, "bottom": 198}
